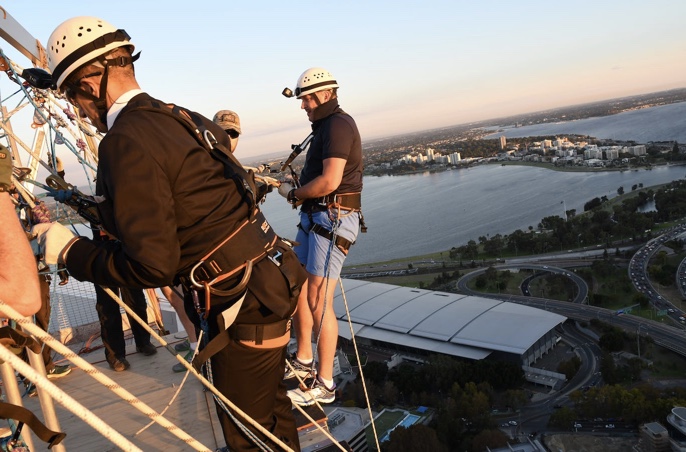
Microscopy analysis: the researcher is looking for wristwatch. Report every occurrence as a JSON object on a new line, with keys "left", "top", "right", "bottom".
{"left": 287, "top": 188, "right": 300, "bottom": 205}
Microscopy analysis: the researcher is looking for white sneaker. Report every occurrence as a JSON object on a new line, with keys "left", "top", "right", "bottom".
{"left": 287, "top": 378, "right": 336, "bottom": 406}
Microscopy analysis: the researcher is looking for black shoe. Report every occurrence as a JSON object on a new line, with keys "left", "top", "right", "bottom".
{"left": 46, "top": 364, "right": 71, "bottom": 379}
{"left": 136, "top": 342, "right": 157, "bottom": 356}
{"left": 107, "top": 356, "right": 131, "bottom": 372}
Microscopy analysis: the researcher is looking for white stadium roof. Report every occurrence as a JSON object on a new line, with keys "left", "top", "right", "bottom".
{"left": 334, "top": 279, "right": 566, "bottom": 360}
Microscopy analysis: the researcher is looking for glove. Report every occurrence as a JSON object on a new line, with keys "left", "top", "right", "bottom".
{"left": 31, "top": 222, "right": 78, "bottom": 265}
{"left": 45, "top": 187, "right": 74, "bottom": 203}
{"left": 278, "top": 181, "right": 294, "bottom": 199}
{"left": 0, "top": 145, "right": 11, "bottom": 192}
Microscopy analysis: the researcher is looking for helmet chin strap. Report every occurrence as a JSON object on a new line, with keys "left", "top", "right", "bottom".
{"left": 63, "top": 52, "right": 141, "bottom": 131}
{"left": 94, "top": 64, "right": 110, "bottom": 127}
{"left": 95, "top": 52, "right": 140, "bottom": 129}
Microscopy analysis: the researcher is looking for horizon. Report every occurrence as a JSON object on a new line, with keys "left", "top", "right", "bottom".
{"left": 1, "top": 1, "right": 685, "bottom": 162}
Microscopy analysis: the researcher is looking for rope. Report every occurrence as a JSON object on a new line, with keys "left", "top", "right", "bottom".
{"left": 199, "top": 315, "right": 274, "bottom": 452}
{"left": 99, "top": 287, "right": 295, "bottom": 451}
{"left": 0, "top": 297, "right": 212, "bottom": 452}
{"left": 135, "top": 330, "right": 204, "bottom": 437}
{"left": 338, "top": 280, "right": 381, "bottom": 450}
{"left": 0, "top": 315, "right": 142, "bottom": 451}
{"left": 284, "top": 360, "right": 347, "bottom": 452}
{"left": 308, "top": 205, "right": 341, "bottom": 391}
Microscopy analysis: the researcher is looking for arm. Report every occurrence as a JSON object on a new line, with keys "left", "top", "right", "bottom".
{"left": 0, "top": 193, "right": 40, "bottom": 316}
{"left": 292, "top": 157, "right": 346, "bottom": 200}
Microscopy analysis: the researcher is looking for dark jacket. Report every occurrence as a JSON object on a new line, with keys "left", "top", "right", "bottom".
{"left": 66, "top": 93, "right": 247, "bottom": 288}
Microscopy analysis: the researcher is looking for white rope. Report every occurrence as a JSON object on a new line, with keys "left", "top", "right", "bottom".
{"left": 0, "top": 341, "right": 142, "bottom": 451}
{"left": 99, "top": 287, "right": 296, "bottom": 452}
{"left": 135, "top": 330, "right": 204, "bottom": 437}
{"left": 338, "top": 279, "right": 381, "bottom": 451}
{"left": 0, "top": 297, "right": 212, "bottom": 452}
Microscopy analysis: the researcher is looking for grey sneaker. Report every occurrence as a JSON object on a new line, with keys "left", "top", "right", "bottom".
{"left": 174, "top": 339, "right": 190, "bottom": 352}
{"left": 287, "top": 378, "right": 336, "bottom": 406}
{"left": 284, "top": 354, "right": 315, "bottom": 380}
{"left": 172, "top": 349, "right": 193, "bottom": 373}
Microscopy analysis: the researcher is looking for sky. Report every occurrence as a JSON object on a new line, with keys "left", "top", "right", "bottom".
{"left": 1, "top": 0, "right": 685, "bottom": 163}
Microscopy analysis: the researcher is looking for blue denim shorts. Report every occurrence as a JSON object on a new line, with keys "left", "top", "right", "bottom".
{"left": 294, "top": 209, "right": 360, "bottom": 279}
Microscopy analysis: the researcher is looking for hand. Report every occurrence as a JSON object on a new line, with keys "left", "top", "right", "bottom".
{"left": 278, "top": 181, "right": 294, "bottom": 199}
{"left": 31, "top": 222, "right": 78, "bottom": 265}
{"left": 0, "top": 145, "right": 11, "bottom": 192}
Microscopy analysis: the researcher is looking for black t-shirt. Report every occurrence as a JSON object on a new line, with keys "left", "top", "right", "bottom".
{"left": 299, "top": 99, "right": 363, "bottom": 195}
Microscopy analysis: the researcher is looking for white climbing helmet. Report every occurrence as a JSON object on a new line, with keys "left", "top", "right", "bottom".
{"left": 47, "top": 16, "right": 135, "bottom": 90}
{"left": 293, "top": 67, "right": 338, "bottom": 98}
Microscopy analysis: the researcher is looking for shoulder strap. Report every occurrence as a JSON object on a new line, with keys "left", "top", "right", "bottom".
{"left": 127, "top": 99, "right": 257, "bottom": 210}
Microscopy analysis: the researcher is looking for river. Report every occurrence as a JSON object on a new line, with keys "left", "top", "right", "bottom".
{"left": 260, "top": 164, "right": 686, "bottom": 265}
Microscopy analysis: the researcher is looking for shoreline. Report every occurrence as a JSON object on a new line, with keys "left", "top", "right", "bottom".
{"left": 366, "top": 159, "right": 686, "bottom": 178}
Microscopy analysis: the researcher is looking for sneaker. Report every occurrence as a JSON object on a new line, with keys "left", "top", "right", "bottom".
{"left": 287, "top": 378, "right": 335, "bottom": 406}
{"left": 174, "top": 339, "right": 190, "bottom": 352}
{"left": 46, "top": 364, "right": 71, "bottom": 379}
{"left": 172, "top": 349, "right": 193, "bottom": 373}
{"left": 284, "top": 354, "right": 315, "bottom": 380}
{"left": 26, "top": 383, "right": 37, "bottom": 398}
{"left": 136, "top": 342, "right": 158, "bottom": 356}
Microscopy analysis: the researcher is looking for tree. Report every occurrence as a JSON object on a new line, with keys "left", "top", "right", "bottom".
{"left": 383, "top": 424, "right": 448, "bottom": 452}
{"left": 617, "top": 186, "right": 625, "bottom": 195}
{"left": 364, "top": 360, "right": 388, "bottom": 384}
{"left": 470, "top": 429, "right": 508, "bottom": 452}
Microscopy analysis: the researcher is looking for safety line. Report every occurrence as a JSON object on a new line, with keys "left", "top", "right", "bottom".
{"left": 0, "top": 297, "right": 212, "bottom": 451}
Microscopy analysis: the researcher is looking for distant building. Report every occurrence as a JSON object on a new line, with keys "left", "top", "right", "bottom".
{"left": 626, "top": 145, "right": 647, "bottom": 156}
{"left": 499, "top": 136, "right": 507, "bottom": 149}
{"left": 638, "top": 422, "right": 669, "bottom": 452}
{"left": 603, "top": 147, "right": 620, "bottom": 160}
{"left": 449, "top": 152, "right": 461, "bottom": 165}
{"left": 665, "top": 406, "right": 686, "bottom": 450}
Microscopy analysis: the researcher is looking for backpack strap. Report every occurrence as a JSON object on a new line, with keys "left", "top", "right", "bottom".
{"left": 127, "top": 99, "right": 258, "bottom": 211}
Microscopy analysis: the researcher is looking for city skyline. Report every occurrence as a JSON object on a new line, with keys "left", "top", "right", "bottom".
{"left": 2, "top": 0, "right": 685, "bottom": 161}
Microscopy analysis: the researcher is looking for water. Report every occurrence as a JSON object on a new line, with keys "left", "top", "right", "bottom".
{"left": 260, "top": 164, "right": 686, "bottom": 265}
{"left": 486, "top": 101, "right": 686, "bottom": 142}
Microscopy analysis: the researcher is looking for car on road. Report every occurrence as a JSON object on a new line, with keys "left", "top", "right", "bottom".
{"left": 509, "top": 421, "right": 518, "bottom": 426}
{"left": 573, "top": 423, "right": 582, "bottom": 428}
{"left": 606, "top": 424, "right": 615, "bottom": 429}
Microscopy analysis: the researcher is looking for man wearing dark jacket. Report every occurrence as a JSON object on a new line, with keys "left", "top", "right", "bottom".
{"left": 38, "top": 16, "right": 305, "bottom": 451}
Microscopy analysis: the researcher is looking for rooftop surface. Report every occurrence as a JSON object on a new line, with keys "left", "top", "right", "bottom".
{"left": 335, "top": 279, "right": 566, "bottom": 359}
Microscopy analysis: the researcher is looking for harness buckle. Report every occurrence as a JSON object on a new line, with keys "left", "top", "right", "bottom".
{"left": 268, "top": 250, "right": 283, "bottom": 267}
{"left": 202, "top": 129, "right": 217, "bottom": 150}
{"left": 189, "top": 260, "right": 208, "bottom": 289}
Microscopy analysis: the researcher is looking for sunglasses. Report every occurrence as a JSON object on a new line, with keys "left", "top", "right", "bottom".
{"left": 226, "top": 129, "right": 240, "bottom": 139}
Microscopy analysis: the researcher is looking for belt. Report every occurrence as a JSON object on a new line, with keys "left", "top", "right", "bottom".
{"left": 191, "top": 318, "right": 291, "bottom": 371}
{"left": 303, "top": 192, "right": 361, "bottom": 212}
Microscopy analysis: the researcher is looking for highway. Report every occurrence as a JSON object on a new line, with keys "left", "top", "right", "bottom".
{"left": 456, "top": 227, "right": 686, "bottom": 437}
